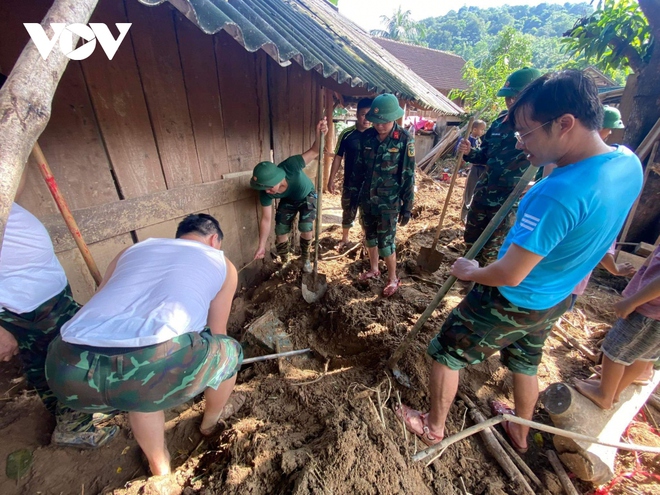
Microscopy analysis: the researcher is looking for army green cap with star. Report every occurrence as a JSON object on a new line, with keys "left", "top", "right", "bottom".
{"left": 496, "top": 67, "right": 543, "bottom": 98}
{"left": 250, "top": 161, "right": 285, "bottom": 190}
{"left": 366, "top": 94, "right": 404, "bottom": 124}
{"left": 602, "top": 105, "right": 625, "bottom": 129}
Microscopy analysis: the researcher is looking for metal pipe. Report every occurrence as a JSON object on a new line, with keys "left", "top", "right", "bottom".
{"left": 241, "top": 348, "right": 311, "bottom": 365}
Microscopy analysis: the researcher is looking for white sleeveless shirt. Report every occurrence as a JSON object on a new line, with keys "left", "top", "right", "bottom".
{"left": 0, "top": 203, "right": 68, "bottom": 314}
{"left": 61, "top": 237, "right": 227, "bottom": 347}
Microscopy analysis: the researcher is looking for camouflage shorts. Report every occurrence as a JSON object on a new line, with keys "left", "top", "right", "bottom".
{"left": 427, "top": 284, "right": 571, "bottom": 376}
{"left": 275, "top": 192, "right": 317, "bottom": 235}
{"left": 464, "top": 203, "right": 516, "bottom": 266}
{"left": 360, "top": 206, "right": 397, "bottom": 258}
{"left": 341, "top": 187, "right": 360, "bottom": 229}
{"left": 45, "top": 330, "right": 243, "bottom": 413}
{"left": 0, "top": 285, "right": 80, "bottom": 414}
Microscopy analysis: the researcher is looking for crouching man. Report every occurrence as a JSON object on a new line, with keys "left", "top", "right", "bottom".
{"left": 46, "top": 214, "right": 243, "bottom": 475}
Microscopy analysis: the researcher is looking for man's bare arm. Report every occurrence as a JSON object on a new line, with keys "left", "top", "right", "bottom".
{"left": 207, "top": 260, "right": 238, "bottom": 335}
{"left": 451, "top": 244, "right": 543, "bottom": 287}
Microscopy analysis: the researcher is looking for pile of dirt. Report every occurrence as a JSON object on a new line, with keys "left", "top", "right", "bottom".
{"left": 1, "top": 173, "right": 658, "bottom": 495}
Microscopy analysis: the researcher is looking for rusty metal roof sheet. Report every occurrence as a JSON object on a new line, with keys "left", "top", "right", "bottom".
{"left": 139, "top": 0, "right": 463, "bottom": 115}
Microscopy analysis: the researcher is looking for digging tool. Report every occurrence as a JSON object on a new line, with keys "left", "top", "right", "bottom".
{"left": 418, "top": 117, "right": 475, "bottom": 272}
{"left": 302, "top": 132, "right": 328, "bottom": 303}
{"left": 389, "top": 164, "right": 539, "bottom": 387}
{"left": 31, "top": 142, "right": 103, "bottom": 286}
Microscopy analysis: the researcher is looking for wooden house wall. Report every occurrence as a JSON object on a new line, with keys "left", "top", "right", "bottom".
{"left": 0, "top": 0, "right": 319, "bottom": 302}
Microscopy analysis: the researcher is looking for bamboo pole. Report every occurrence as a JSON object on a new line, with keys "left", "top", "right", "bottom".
{"left": 546, "top": 450, "right": 580, "bottom": 495}
{"left": 388, "top": 164, "right": 539, "bottom": 371}
{"left": 322, "top": 88, "right": 334, "bottom": 192}
{"left": 413, "top": 413, "right": 660, "bottom": 464}
{"left": 32, "top": 143, "right": 103, "bottom": 286}
{"left": 427, "top": 117, "right": 475, "bottom": 251}
{"left": 0, "top": 0, "right": 100, "bottom": 247}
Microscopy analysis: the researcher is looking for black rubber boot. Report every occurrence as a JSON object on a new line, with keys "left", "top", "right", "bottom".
{"left": 300, "top": 237, "right": 312, "bottom": 273}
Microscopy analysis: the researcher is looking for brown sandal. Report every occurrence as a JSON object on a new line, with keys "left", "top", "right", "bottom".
{"left": 394, "top": 404, "right": 443, "bottom": 446}
{"left": 359, "top": 269, "right": 381, "bottom": 281}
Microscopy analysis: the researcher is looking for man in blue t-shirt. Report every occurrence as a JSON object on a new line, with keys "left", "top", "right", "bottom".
{"left": 396, "top": 70, "right": 643, "bottom": 451}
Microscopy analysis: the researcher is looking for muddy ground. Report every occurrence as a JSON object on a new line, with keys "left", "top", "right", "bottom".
{"left": 1, "top": 173, "right": 658, "bottom": 495}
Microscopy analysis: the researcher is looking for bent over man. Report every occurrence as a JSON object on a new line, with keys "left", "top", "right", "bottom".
{"left": 354, "top": 94, "right": 415, "bottom": 297}
{"left": 397, "top": 70, "right": 642, "bottom": 451}
{"left": 251, "top": 119, "right": 329, "bottom": 273}
{"left": 46, "top": 214, "right": 243, "bottom": 476}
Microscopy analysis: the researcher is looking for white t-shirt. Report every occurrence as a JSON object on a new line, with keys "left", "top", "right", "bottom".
{"left": 0, "top": 203, "right": 67, "bottom": 314}
{"left": 61, "top": 237, "right": 227, "bottom": 347}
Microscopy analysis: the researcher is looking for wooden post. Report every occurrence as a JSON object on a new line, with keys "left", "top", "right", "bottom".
{"left": 0, "top": 0, "right": 100, "bottom": 247}
{"left": 323, "top": 88, "right": 334, "bottom": 192}
{"left": 543, "top": 375, "right": 660, "bottom": 483}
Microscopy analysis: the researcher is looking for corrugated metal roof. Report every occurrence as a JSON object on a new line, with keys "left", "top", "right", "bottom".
{"left": 138, "top": 0, "right": 463, "bottom": 115}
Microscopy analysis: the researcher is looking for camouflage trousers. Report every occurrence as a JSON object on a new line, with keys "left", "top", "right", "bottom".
{"left": 427, "top": 284, "right": 571, "bottom": 376}
{"left": 360, "top": 204, "right": 397, "bottom": 258}
{"left": 0, "top": 285, "right": 80, "bottom": 414}
{"left": 464, "top": 203, "right": 516, "bottom": 266}
{"left": 275, "top": 192, "right": 317, "bottom": 235}
{"left": 45, "top": 330, "right": 243, "bottom": 413}
{"left": 341, "top": 186, "right": 360, "bottom": 229}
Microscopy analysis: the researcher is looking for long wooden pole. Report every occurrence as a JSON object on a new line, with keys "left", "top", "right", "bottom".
{"left": 429, "top": 117, "right": 475, "bottom": 250}
{"left": 0, "top": 0, "right": 100, "bottom": 248}
{"left": 31, "top": 143, "right": 103, "bottom": 286}
{"left": 388, "top": 164, "right": 539, "bottom": 371}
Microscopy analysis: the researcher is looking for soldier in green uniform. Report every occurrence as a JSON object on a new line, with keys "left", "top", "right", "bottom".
{"left": 458, "top": 67, "right": 542, "bottom": 266}
{"left": 600, "top": 105, "right": 625, "bottom": 142}
{"left": 250, "top": 119, "right": 328, "bottom": 273}
{"left": 327, "top": 98, "right": 372, "bottom": 250}
{"left": 354, "top": 94, "right": 415, "bottom": 297}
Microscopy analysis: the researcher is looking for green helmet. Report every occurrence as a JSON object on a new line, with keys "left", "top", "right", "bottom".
{"left": 602, "top": 105, "right": 625, "bottom": 129}
{"left": 366, "top": 94, "right": 404, "bottom": 124}
{"left": 250, "top": 161, "right": 285, "bottom": 190}
{"left": 496, "top": 67, "right": 542, "bottom": 98}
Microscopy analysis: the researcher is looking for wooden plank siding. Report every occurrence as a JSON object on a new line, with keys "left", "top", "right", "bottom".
{"left": 0, "top": 0, "right": 324, "bottom": 301}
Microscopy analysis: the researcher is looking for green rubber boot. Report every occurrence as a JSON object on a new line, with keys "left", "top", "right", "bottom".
{"left": 300, "top": 238, "right": 312, "bottom": 273}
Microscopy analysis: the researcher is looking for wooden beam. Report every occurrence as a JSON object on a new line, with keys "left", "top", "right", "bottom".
{"left": 42, "top": 175, "right": 253, "bottom": 252}
{"left": 0, "top": 0, "right": 99, "bottom": 246}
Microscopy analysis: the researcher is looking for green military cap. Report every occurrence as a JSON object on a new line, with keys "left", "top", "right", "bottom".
{"left": 366, "top": 94, "right": 404, "bottom": 124}
{"left": 496, "top": 67, "right": 542, "bottom": 97}
{"left": 602, "top": 105, "right": 625, "bottom": 129}
{"left": 250, "top": 161, "right": 285, "bottom": 190}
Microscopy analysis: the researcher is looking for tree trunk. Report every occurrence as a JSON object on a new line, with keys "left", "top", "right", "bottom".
{"left": 624, "top": 0, "right": 660, "bottom": 150}
{"left": 0, "top": 0, "right": 99, "bottom": 245}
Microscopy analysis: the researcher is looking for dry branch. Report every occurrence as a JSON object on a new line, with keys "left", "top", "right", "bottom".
{"left": 0, "top": 0, "right": 100, "bottom": 245}
{"left": 546, "top": 450, "right": 580, "bottom": 495}
{"left": 552, "top": 322, "right": 599, "bottom": 363}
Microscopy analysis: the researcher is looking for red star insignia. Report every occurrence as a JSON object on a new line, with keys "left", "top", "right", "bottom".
{"left": 392, "top": 131, "right": 400, "bottom": 139}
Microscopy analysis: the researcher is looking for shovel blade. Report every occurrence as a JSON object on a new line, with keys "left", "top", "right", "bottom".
{"left": 301, "top": 273, "right": 328, "bottom": 303}
{"left": 417, "top": 247, "right": 445, "bottom": 273}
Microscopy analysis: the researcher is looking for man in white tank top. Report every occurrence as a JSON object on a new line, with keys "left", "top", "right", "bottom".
{"left": 46, "top": 214, "right": 243, "bottom": 476}
{"left": 0, "top": 170, "right": 117, "bottom": 448}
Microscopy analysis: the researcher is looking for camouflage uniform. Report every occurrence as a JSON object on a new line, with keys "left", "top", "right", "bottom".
{"left": 355, "top": 123, "right": 415, "bottom": 257}
{"left": 427, "top": 284, "right": 571, "bottom": 375}
{"left": 46, "top": 329, "right": 243, "bottom": 413}
{"left": 464, "top": 111, "right": 532, "bottom": 265}
{"left": 0, "top": 285, "right": 79, "bottom": 414}
{"left": 335, "top": 125, "right": 365, "bottom": 229}
{"left": 274, "top": 192, "right": 317, "bottom": 236}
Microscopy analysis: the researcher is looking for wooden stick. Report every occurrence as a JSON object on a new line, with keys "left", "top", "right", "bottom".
{"left": 413, "top": 413, "right": 660, "bottom": 463}
{"left": 457, "top": 393, "right": 535, "bottom": 495}
{"left": 552, "top": 323, "right": 598, "bottom": 363}
{"left": 321, "top": 242, "right": 360, "bottom": 260}
{"left": 31, "top": 142, "right": 103, "bottom": 286}
{"left": 647, "top": 394, "right": 660, "bottom": 413}
{"left": 427, "top": 117, "right": 475, "bottom": 251}
{"left": 616, "top": 140, "right": 658, "bottom": 259}
{"left": 458, "top": 392, "right": 542, "bottom": 489}
{"left": 546, "top": 450, "right": 580, "bottom": 495}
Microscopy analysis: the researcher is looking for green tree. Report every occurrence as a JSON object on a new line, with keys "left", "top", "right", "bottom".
{"left": 563, "top": 0, "right": 659, "bottom": 148}
{"left": 370, "top": 7, "right": 426, "bottom": 45}
{"left": 450, "top": 27, "right": 533, "bottom": 122}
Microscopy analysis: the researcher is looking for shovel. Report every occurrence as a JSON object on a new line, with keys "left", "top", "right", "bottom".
{"left": 302, "top": 132, "right": 328, "bottom": 303}
{"left": 417, "top": 117, "right": 474, "bottom": 273}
